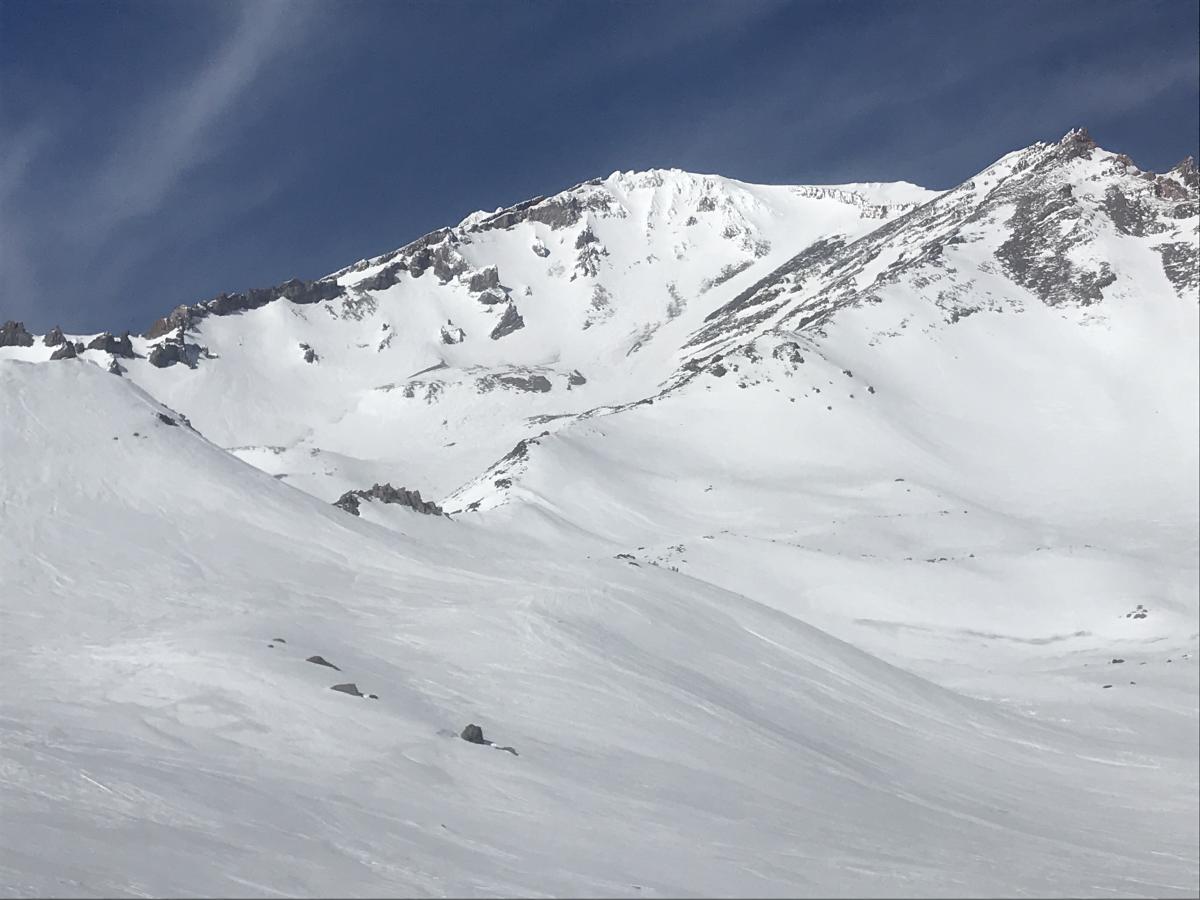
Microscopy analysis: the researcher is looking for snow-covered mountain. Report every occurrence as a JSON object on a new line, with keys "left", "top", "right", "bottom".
{"left": 1, "top": 129, "right": 1197, "bottom": 896}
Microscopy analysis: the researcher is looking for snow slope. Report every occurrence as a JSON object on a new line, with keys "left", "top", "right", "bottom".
{"left": 2, "top": 170, "right": 935, "bottom": 501}
{"left": 1, "top": 129, "right": 1198, "bottom": 897}
{"left": 2, "top": 359, "right": 1196, "bottom": 898}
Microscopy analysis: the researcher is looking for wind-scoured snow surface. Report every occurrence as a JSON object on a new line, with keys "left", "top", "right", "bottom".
{"left": 1, "top": 133, "right": 1198, "bottom": 897}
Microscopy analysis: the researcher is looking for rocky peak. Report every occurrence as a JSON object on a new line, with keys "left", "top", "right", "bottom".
{"left": 0, "top": 320, "right": 35, "bottom": 348}
{"left": 1059, "top": 127, "right": 1098, "bottom": 160}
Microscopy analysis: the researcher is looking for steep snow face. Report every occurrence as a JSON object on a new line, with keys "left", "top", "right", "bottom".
{"left": 3, "top": 360, "right": 1197, "bottom": 897}
{"left": 682, "top": 130, "right": 1199, "bottom": 375}
{"left": 1, "top": 171, "right": 934, "bottom": 501}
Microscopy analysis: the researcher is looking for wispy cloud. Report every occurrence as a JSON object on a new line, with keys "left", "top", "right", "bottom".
{"left": 73, "top": 0, "right": 302, "bottom": 239}
{"left": 1, "top": 0, "right": 311, "bottom": 326}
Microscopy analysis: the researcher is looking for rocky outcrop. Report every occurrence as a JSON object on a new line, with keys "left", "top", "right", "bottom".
{"left": 0, "top": 321, "right": 34, "bottom": 347}
{"left": 144, "top": 277, "right": 345, "bottom": 338}
{"left": 468, "top": 178, "right": 614, "bottom": 233}
{"left": 148, "top": 331, "right": 203, "bottom": 369}
{"left": 50, "top": 341, "right": 79, "bottom": 360}
{"left": 476, "top": 287, "right": 508, "bottom": 305}
{"left": 1171, "top": 156, "right": 1199, "bottom": 191}
{"left": 467, "top": 266, "right": 500, "bottom": 292}
{"left": 567, "top": 369, "right": 587, "bottom": 387}
{"left": 42, "top": 326, "right": 65, "bottom": 347}
{"left": 334, "top": 483, "right": 444, "bottom": 517}
{"left": 498, "top": 374, "right": 552, "bottom": 393}
{"left": 459, "top": 723, "right": 517, "bottom": 755}
{"left": 440, "top": 322, "right": 466, "bottom": 344}
{"left": 356, "top": 261, "right": 407, "bottom": 292}
{"left": 299, "top": 343, "right": 318, "bottom": 364}
{"left": 461, "top": 723, "right": 486, "bottom": 744}
{"left": 86, "top": 331, "right": 135, "bottom": 358}
{"left": 490, "top": 303, "right": 525, "bottom": 340}
{"left": 1057, "top": 127, "right": 1097, "bottom": 161}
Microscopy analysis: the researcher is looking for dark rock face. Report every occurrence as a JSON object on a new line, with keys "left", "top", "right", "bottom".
{"left": 490, "top": 304, "right": 525, "bottom": 340}
{"left": 43, "top": 326, "right": 66, "bottom": 347}
{"left": 299, "top": 343, "right": 318, "bottom": 364}
{"left": 334, "top": 482, "right": 444, "bottom": 517}
{"left": 86, "top": 332, "right": 135, "bottom": 358}
{"left": 1156, "top": 241, "right": 1200, "bottom": 296}
{"left": 0, "top": 320, "right": 34, "bottom": 347}
{"left": 357, "top": 261, "right": 407, "bottom": 292}
{"left": 498, "top": 374, "right": 552, "bottom": 393}
{"left": 460, "top": 723, "right": 486, "bottom": 744}
{"left": 306, "top": 655, "right": 341, "bottom": 670}
{"left": 50, "top": 341, "right": 78, "bottom": 360}
{"left": 997, "top": 190, "right": 1118, "bottom": 306}
{"left": 331, "top": 683, "right": 363, "bottom": 697}
{"left": 1103, "top": 186, "right": 1169, "bottom": 237}
{"left": 575, "top": 227, "right": 598, "bottom": 249}
{"left": 148, "top": 333, "right": 203, "bottom": 369}
{"left": 568, "top": 369, "right": 587, "bottom": 386}
{"left": 1154, "top": 176, "right": 1188, "bottom": 201}
{"left": 531, "top": 242, "right": 550, "bottom": 258}
{"left": 467, "top": 266, "right": 500, "bottom": 292}
{"left": 1172, "top": 156, "right": 1199, "bottom": 191}
{"left": 440, "top": 323, "right": 466, "bottom": 344}
{"left": 156, "top": 413, "right": 178, "bottom": 426}
{"left": 107, "top": 358, "right": 125, "bottom": 376}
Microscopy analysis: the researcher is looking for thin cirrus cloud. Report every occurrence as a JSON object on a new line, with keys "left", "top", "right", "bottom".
{"left": 78, "top": 0, "right": 302, "bottom": 236}
{"left": 1, "top": 0, "right": 310, "bottom": 327}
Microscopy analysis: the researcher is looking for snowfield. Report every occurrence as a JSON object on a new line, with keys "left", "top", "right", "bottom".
{"left": 1, "top": 131, "right": 1198, "bottom": 897}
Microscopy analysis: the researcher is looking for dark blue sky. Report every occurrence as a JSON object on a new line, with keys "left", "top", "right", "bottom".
{"left": 2, "top": 0, "right": 1197, "bottom": 333}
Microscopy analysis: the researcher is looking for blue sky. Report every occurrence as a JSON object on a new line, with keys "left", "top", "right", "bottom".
{"left": 2, "top": 0, "right": 1197, "bottom": 333}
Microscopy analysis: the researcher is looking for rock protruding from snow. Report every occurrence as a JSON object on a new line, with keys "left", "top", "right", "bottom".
{"left": 497, "top": 374, "right": 552, "bottom": 393}
{"left": 490, "top": 304, "right": 525, "bottom": 340}
{"left": 334, "top": 483, "right": 444, "bottom": 517}
{"left": 460, "top": 723, "right": 486, "bottom": 744}
{"left": 148, "top": 331, "right": 203, "bottom": 369}
{"left": 42, "top": 326, "right": 66, "bottom": 347}
{"left": 1058, "top": 127, "right": 1097, "bottom": 160}
{"left": 476, "top": 287, "right": 508, "bottom": 306}
{"left": 86, "top": 332, "right": 135, "bottom": 358}
{"left": 144, "top": 277, "right": 345, "bottom": 338}
{"left": 50, "top": 341, "right": 80, "bottom": 360}
{"left": 467, "top": 266, "right": 500, "bottom": 293}
{"left": 0, "top": 321, "right": 34, "bottom": 347}
{"left": 440, "top": 322, "right": 466, "bottom": 345}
